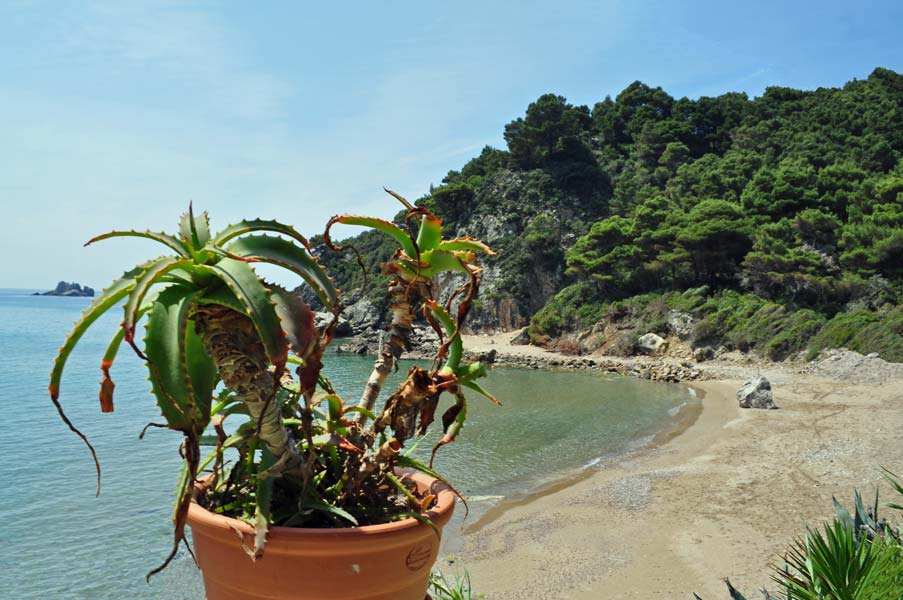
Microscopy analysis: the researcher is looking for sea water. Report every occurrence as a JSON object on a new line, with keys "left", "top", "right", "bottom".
{"left": 0, "top": 289, "right": 690, "bottom": 599}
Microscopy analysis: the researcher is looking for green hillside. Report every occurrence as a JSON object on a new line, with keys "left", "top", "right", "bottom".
{"left": 319, "top": 67, "right": 903, "bottom": 361}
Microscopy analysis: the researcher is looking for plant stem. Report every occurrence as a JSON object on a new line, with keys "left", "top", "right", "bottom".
{"left": 355, "top": 276, "right": 428, "bottom": 423}
{"left": 193, "top": 304, "right": 302, "bottom": 476}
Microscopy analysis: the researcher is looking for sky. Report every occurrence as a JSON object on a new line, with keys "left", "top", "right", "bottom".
{"left": 2, "top": 0, "right": 902, "bottom": 289}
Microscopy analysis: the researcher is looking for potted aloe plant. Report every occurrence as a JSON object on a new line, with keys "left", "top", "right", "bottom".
{"left": 49, "top": 196, "right": 497, "bottom": 600}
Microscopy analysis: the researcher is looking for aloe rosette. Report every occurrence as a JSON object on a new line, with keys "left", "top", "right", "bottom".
{"left": 49, "top": 207, "right": 338, "bottom": 577}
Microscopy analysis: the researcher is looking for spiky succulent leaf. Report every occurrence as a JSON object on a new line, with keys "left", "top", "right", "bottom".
{"left": 883, "top": 467, "right": 903, "bottom": 512}
{"left": 296, "top": 499, "right": 358, "bottom": 526}
{"left": 85, "top": 230, "right": 190, "bottom": 257}
{"left": 144, "top": 286, "right": 217, "bottom": 431}
{"left": 214, "top": 219, "right": 311, "bottom": 250}
{"left": 122, "top": 256, "right": 192, "bottom": 341}
{"left": 415, "top": 213, "right": 444, "bottom": 251}
{"left": 431, "top": 395, "right": 467, "bottom": 466}
{"left": 438, "top": 237, "right": 496, "bottom": 255}
{"left": 98, "top": 292, "right": 161, "bottom": 414}
{"left": 199, "top": 258, "right": 288, "bottom": 372}
{"left": 456, "top": 362, "right": 488, "bottom": 384}
{"left": 426, "top": 301, "right": 462, "bottom": 373}
{"left": 461, "top": 380, "right": 500, "bottom": 406}
{"left": 268, "top": 285, "right": 318, "bottom": 360}
{"left": 99, "top": 326, "right": 127, "bottom": 413}
{"left": 329, "top": 215, "right": 417, "bottom": 258}
{"left": 179, "top": 205, "right": 211, "bottom": 250}
{"left": 224, "top": 235, "right": 338, "bottom": 311}
{"left": 315, "top": 394, "right": 344, "bottom": 429}
{"left": 402, "top": 249, "right": 470, "bottom": 278}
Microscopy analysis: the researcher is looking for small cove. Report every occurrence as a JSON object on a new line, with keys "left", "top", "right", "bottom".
{"left": 1, "top": 289, "right": 690, "bottom": 598}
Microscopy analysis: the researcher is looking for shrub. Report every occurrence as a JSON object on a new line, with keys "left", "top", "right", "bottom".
{"left": 529, "top": 282, "right": 605, "bottom": 338}
{"left": 807, "top": 308, "right": 903, "bottom": 361}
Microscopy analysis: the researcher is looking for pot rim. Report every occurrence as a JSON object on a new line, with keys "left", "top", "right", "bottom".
{"left": 187, "top": 470, "right": 456, "bottom": 538}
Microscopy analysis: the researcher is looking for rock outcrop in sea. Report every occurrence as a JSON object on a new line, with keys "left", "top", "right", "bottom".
{"left": 35, "top": 281, "right": 95, "bottom": 297}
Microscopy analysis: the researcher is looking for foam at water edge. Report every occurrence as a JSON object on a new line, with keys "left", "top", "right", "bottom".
{"left": 667, "top": 402, "right": 687, "bottom": 417}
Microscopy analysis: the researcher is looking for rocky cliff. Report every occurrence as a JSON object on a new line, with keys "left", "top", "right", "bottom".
{"left": 306, "top": 166, "right": 610, "bottom": 336}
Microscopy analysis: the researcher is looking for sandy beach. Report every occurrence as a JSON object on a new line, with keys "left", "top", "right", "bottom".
{"left": 442, "top": 332, "right": 903, "bottom": 598}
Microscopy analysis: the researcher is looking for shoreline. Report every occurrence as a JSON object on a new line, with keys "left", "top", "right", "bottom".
{"left": 434, "top": 332, "right": 903, "bottom": 598}
{"left": 457, "top": 386, "right": 705, "bottom": 538}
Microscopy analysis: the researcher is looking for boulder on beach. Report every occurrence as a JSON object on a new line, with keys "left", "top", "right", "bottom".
{"left": 737, "top": 376, "right": 777, "bottom": 409}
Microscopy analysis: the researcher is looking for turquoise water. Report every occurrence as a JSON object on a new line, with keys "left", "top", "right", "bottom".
{"left": 0, "top": 289, "right": 690, "bottom": 599}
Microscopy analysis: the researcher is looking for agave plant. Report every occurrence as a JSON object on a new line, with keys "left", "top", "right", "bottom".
{"left": 50, "top": 202, "right": 497, "bottom": 580}
{"left": 777, "top": 519, "right": 903, "bottom": 600}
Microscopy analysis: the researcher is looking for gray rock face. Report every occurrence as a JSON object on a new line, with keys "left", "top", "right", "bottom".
{"left": 737, "top": 376, "right": 776, "bottom": 409}
{"left": 667, "top": 311, "right": 694, "bottom": 339}
{"left": 342, "top": 296, "right": 382, "bottom": 334}
{"left": 313, "top": 312, "right": 353, "bottom": 337}
{"left": 636, "top": 333, "right": 668, "bottom": 356}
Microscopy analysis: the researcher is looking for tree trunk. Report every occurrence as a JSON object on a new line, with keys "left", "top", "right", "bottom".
{"left": 193, "top": 304, "right": 302, "bottom": 475}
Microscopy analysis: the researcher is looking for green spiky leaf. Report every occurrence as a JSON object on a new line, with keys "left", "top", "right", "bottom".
{"left": 455, "top": 362, "right": 488, "bottom": 383}
{"left": 403, "top": 249, "right": 470, "bottom": 278}
{"left": 85, "top": 230, "right": 190, "bottom": 257}
{"left": 296, "top": 499, "right": 358, "bottom": 526}
{"left": 416, "top": 213, "right": 444, "bottom": 251}
{"left": 268, "top": 285, "right": 318, "bottom": 360}
{"left": 223, "top": 234, "right": 337, "bottom": 311}
{"left": 179, "top": 205, "right": 211, "bottom": 250}
{"left": 461, "top": 380, "right": 500, "bottom": 405}
{"left": 331, "top": 215, "right": 417, "bottom": 258}
{"left": 214, "top": 219, "right": 311, "bottom": 250}
{"left": 196, "top": 283, "right": 246, "bottom": 314}
{"left": 144, "top": 286, "right": 216, "bottom": 431}
{"left": 426, "top": 301, "right": 462, "bottom": 372}
{"left": 438, "top": 237, "right": 496, "bottom": 255}
{"left": 122, "top": 256, "right": 191, "bottom": 341}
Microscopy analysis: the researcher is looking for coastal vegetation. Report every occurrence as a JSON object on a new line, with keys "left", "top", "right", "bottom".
{"left": 320, "top": 67, "right": 903, "bottom": 362}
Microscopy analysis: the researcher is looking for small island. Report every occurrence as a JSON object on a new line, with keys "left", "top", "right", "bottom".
{"left": 34, "top": 281, "right": 95, "bottom": 297}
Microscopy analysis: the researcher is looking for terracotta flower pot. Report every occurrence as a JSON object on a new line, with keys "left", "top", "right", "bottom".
{"left": 187, "top": 472, "right": 456, "bottom": 600}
